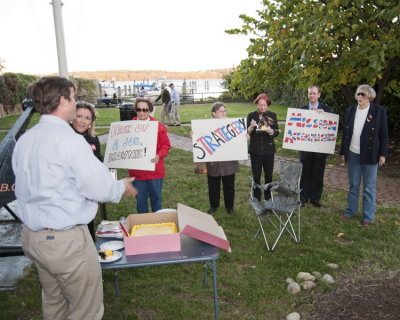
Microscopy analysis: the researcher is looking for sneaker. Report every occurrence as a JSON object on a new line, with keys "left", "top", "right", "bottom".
{"left": 341, "top": 215, "right": 350, "bottom": 220}
{"left": 208, "top": 207, "right": 217, "bottom": 214}
{"left": 361, "top": 222, "right": 371, "bottom": 227}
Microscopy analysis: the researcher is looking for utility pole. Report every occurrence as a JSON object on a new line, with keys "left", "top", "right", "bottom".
{"left": 51, "top": 0, "right": 68, "bottom": 78}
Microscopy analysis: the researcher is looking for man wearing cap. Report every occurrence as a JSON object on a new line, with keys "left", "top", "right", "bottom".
{"left": 155, "top": 82, "right": 171, "bottom": 126}
{"left": 169, "top": 83, "right": 181, "bottom": 126}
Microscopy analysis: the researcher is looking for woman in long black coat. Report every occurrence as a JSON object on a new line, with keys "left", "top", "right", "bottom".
{"left": 247, "top": 93, "right": 280, "bottom": 201}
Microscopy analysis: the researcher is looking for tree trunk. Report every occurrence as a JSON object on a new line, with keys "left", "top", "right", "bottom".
{"left": 341, "top": 85, "right": 354, "bottom": 107}
{"left": 375, "top": 57, "right": 399, "bottom": 104}
{"left": 0, "top": 103, "right": 23, "bottom": 118}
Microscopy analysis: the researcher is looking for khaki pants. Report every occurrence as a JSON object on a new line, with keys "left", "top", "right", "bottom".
{"left": 22, "top": 225, "right": 104, "bottom": 320}
{"left": 170, "top": 103, "right": 181, "bottom": 125}
{"left": 160, "top": 103, "right": 171, "bottom": 125}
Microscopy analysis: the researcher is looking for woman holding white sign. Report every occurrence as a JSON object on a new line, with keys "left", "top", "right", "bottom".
{"left": 206, "top": 102, "right": 240, "bottom": 214}
{"left": 247, "top": 93, "right": 280, "bottom": 201}
{"left": 340, "top": 85, "right": 388, "bottom": 227}
{"left": 128, "top": 98, "right": 171, "bottom": 213}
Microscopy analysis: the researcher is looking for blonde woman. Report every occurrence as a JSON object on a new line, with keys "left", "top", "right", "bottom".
{"left": 71, "top": 102, "right": 101, "bottom": 160}
{"left": 71, "top": 102, "right": 101, "bottom": 240}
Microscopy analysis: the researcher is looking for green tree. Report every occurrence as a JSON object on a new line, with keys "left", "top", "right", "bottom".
{"left": 0, "top": 58, "right": 5, "bottom": 74}
{"left": 182, "top": 79, "right": 187, "bottom": 96}
{"left": 72, "top": 77, "right": 97, "bottom": 103}
{"left": 1, "top": 73, "right": 37, "bottom": 105}
{"left": 226, "top": 0, "right": 400, "bottom": 107}
{"left": 219, "top": 72, "right": 247, "bottom": 102}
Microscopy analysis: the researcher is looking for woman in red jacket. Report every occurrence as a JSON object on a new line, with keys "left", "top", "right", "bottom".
{"left": 128, "top": 98, "right": 171, "bottom": 213}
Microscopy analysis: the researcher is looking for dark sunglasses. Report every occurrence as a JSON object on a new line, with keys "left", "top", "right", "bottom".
{"left": 356, "top": 92, "right": 366, "bottom": 97}
{"left": 135, "top": 108, "right": 149, "bottom": 112}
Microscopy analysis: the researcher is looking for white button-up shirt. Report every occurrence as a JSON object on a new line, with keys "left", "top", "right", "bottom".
{"left": 170, "top": 87, "right": 180, "bottom": 105}
{"left": 12, "top": 115, "right": 125, "bottom": 231}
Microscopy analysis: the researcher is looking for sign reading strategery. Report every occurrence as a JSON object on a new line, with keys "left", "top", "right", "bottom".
{"left": 191, "top": 118, "right": 248, "bottom": 162}
{"left": 104, "top": 120, "right": 158, "bottom": 170}
{"left": 283, "top": 108, "right": 339, "bottom": 154}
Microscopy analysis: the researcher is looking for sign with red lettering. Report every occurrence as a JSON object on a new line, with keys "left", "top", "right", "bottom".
{"left": 283, "top": 108, "right": 339, "bottom": 154}
{"left": 191, "top": 118, "right": 248, "bottom": 162}
{"left": 104, "top": 120, "right": 158, "bottom": 170}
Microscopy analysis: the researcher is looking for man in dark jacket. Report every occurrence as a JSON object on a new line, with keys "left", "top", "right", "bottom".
{"left": 155, "top": 82, "right": 171, "bottom": 126}
{"left": 299, "top": 85, "right": 332, "bottom": 207}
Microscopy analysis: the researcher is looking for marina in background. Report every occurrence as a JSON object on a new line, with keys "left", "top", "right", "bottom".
{"left": 99, "top": 78, "right": 226, "bottom": 101}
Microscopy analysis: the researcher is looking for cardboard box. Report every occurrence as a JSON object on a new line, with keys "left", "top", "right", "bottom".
{"left": 123, "top": 203, "right": 230, "bottom": 255}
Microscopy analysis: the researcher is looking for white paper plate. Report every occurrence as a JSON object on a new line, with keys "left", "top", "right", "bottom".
{"left": 100, "top": 241, "right": 124, "bottom": 251}
{"left": 99, "top": 250, "right": 122, "bottom": 263}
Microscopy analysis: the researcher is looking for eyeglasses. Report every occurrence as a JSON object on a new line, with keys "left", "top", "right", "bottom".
{"left": 356, "top": 92, "right": 366, "bottom": 97}
{"left": 135, "top": 108, "right": 149, "bottom": 112}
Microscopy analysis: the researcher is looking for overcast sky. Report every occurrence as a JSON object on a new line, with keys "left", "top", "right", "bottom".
{"left": 0, "top": 0, "right": 261, "bottom": 75}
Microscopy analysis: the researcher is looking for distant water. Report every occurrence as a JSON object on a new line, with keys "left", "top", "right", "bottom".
{"left": 101, "top": 79, "right": 226, "bottom": 98}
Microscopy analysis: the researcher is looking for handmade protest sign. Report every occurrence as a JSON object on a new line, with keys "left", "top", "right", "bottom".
{"left": 104, "top": 120, "right": 158, "bottom": 170}
{"left": 191, "top": 118, "right": 248, "bottom": 162}
{"left": 283, "top": 108, "right": 339, "bottom": 154}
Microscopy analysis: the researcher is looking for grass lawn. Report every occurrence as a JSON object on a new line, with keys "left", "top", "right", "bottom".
{"left": 0, "top": 147, "right": 399, "bottom": 319}
{"left": 0, "top": 113, "right": 41, "bottom": 130}
{"left": 0, "top": 131, "right": 7, "bottom": 141}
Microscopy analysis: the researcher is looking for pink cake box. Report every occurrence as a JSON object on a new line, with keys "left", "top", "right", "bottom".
{"left": 123, "top": 203, "right": 230, "bottom": 256}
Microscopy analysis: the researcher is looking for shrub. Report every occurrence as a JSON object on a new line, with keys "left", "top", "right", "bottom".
{"left": 0, "top": 73, "right": 37, "bottom": 106}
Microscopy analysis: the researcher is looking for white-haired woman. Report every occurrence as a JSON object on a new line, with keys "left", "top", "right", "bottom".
{"left": 340, "top": 84, "right": 388, "bottom": 226}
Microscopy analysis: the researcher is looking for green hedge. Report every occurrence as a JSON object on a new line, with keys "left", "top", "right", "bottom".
{"left": 0, "top": 73, "right": 98, "bottom": 108}
{"left": 0, "top": 73, "right": 38, "bottom": 106}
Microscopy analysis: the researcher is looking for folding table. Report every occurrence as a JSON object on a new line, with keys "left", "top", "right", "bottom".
{"left": 97, "top": 235, "right": 221, "bottom": 319}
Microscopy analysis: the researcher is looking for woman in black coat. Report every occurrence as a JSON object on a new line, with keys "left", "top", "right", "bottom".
{"left": 247, "top": 93, "right": 280, "bottom": 201}
{"left": 340, "top": 84, "right": 388, "bottom": 226}
{"left": 71, "top": 102, "right": 101, "bottom": 240}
